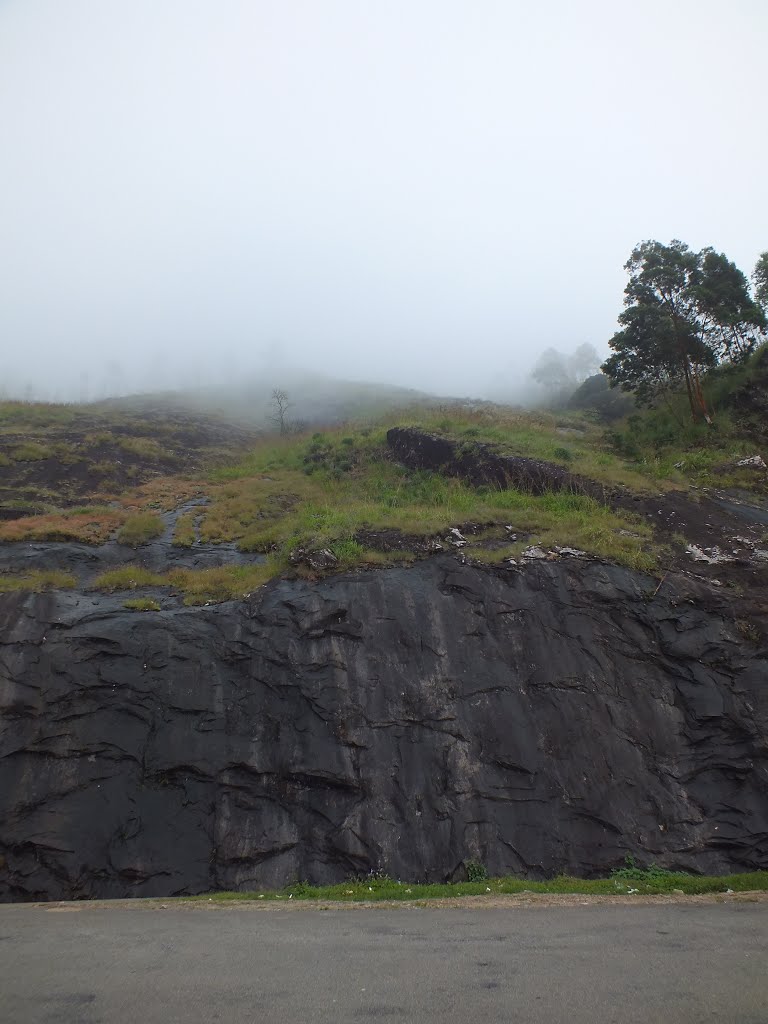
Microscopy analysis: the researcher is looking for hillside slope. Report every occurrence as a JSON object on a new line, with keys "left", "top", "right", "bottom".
{"left": 1, "top": 382, "right": 767, "bottom": 900}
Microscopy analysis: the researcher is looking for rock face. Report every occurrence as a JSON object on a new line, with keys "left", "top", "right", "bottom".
{"left": 1, "top": 556, "right": 767, "bottom": 902}
{"left": 386, "top": 427, "right": 594, "bottom": 495}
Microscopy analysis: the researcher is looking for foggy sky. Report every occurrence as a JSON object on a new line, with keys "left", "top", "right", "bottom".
{"left": 1, "top": 0, "right": 766, "bottom": 401}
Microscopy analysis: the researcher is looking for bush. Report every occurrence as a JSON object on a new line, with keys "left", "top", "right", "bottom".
{"left": 465, "top": 860, "right": 488, "bottom": 882}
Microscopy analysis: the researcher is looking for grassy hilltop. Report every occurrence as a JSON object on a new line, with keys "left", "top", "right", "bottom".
{"left": 1, "top": 350, "right": 767, "bottom": 605}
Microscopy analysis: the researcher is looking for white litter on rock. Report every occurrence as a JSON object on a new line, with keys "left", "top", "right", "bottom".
{"left": 522, "top": 546, "right": 549, "bottom": 560}
{"left": 736, "top": 455, "right": 766, "bottom": 469}
{"left": 685, "top": 544, "right": 734, "bottom": 564}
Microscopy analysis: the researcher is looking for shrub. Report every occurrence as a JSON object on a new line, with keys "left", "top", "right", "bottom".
{"left": 465, "top": 860, "right": 488, "bottom": 882}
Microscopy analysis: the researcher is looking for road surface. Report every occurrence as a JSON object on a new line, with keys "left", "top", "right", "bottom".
{"left": 1, "top": 900, "right": 766, "bottom": 1023}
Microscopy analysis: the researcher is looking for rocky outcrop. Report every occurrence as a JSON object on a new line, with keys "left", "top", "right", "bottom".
{"left": 386, "top": 426, "right": 595, "bottom": 495}
{"left": 1, "top": 556, "right": 767, "bottom": 902}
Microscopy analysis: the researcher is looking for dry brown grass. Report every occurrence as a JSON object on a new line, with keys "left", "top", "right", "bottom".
{"left": 0, "top": 510, "right": 125, "bottom": 544}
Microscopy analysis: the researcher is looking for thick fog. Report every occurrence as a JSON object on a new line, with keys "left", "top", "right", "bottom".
{"left": 1, "top": 0, "right": 766, "bottom": 403}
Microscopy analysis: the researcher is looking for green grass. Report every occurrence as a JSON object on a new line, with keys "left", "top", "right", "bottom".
{"left": 9, "top": 442, "right": 52, "bottom": 462}
{"left": 0, "top": 401, "right": 81, "bottom": 430}
{"left": 604, "top": 344, "right": 768, "bottom": 491}
{"left": 166, "top": 563, "right": 276, "bottom": 604}
{"left": 0, "top": 569, "right": 77, "bottom": 592}
{"left": 91, "top": 565, "right": 167, "bottom": 591}
{"left": 117, "top": 512, "right": 165, "bottom": 546}
{"left": 172, "top": 511, "right": 197, "bottom": 547}
{"left": 123, "top": 597, "right": 162, "bottom": 611}
{"left": 203, "top": 426, "right": 659, "bottom": 574}
{"left": 115, "top": 436, "right": 168, "bottom": 460}
{"left": 90, "top": 562, "right": 274, "bottom": 604}
{"left": 191, "top": 867, "right": 768, "bottom": 904}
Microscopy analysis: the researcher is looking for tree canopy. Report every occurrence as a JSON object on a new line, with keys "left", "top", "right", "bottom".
{"left": 753, "top": 251, "right": 768, "bottom": 314}
{"left": 602, "top": 240, "right": 766, "bottom": 422}
{"left": 531, "top": 343, "right": 600, "bottom": 394}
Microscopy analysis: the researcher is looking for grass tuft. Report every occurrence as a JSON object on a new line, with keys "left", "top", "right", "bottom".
{"left": 123, "top": 597, "right": 162, "bottom": 611}
{"left": 167, "top": 563, "right": 275, "bottom": 604}
{"left": 91, "top": 565, "right": 167, "bottom": 591}
{"left": 0, "top": 569, "right": 77, "bottom": 592}
{"left": 9, "top": 442, "right": 52, "bottom": 462}
{"left": 117, "top": 512, "right": 165, "bottom": 546}
{"left": 172, "top": 511, "right": 197, "bottom": 547}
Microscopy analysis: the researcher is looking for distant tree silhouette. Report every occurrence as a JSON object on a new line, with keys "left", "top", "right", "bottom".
{"left": 270, "top": 388, "right": 292, "bottom": 435}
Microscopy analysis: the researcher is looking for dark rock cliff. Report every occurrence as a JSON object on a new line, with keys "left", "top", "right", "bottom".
{"left": 1, "top": 556, "right": 766, "bottom": 901}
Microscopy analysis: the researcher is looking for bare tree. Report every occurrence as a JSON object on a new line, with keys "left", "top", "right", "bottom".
{"left": 270, "top": 388, "right": 292, "bottom": 435}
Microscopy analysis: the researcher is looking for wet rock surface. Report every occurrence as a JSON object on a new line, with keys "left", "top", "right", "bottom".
{"left": 0, "top": 500, "right": 263, "bottom": 588}
{"left": 1, "top": 556, "right": 766, "bottom": 902}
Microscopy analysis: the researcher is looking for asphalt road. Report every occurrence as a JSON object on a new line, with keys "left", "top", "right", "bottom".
{"left": 1, "top": 901, "right": 767, "bottom": 1024}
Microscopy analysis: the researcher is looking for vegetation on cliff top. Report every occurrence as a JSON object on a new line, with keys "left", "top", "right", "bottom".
{"left": 1, "top": 337, "right": 766, "bottom": 601}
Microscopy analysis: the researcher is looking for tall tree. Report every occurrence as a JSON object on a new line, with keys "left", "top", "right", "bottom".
{"left": 602, "top": 299, "right": 712, "bottom": 411}
{"left": 696, "top": 249, "right": 765, "bottom": 361}
{"left": 753, "top": 251, "right": 768, "bottom": 314}
{"left": 531, "top": 348, "right": 571, "bottom": 392}
{"left": 601, "top": 239, "right": 764, "bottom": 423}
{"left": 568, "top": 342, "right": 600, "bottom": 382}
{"left": 604, "top": 240, "right": 714, "bottom": 422}
{"left": 269, "top": 388, "right": 292, "bottom": 435}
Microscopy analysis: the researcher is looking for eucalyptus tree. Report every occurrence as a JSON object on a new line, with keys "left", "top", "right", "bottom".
{"left": 602, "top": 240, "right": 764, "bottom": 423}
{"left": 753, "top": 251, "right": 768, "bottom": 315}
{"left": 696, "top": 249, "right": 765, "bottom": 362}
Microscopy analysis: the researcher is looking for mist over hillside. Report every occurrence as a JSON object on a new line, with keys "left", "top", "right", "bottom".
{"left": 2, "top": 2, "right": 766, "bottom": 408}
